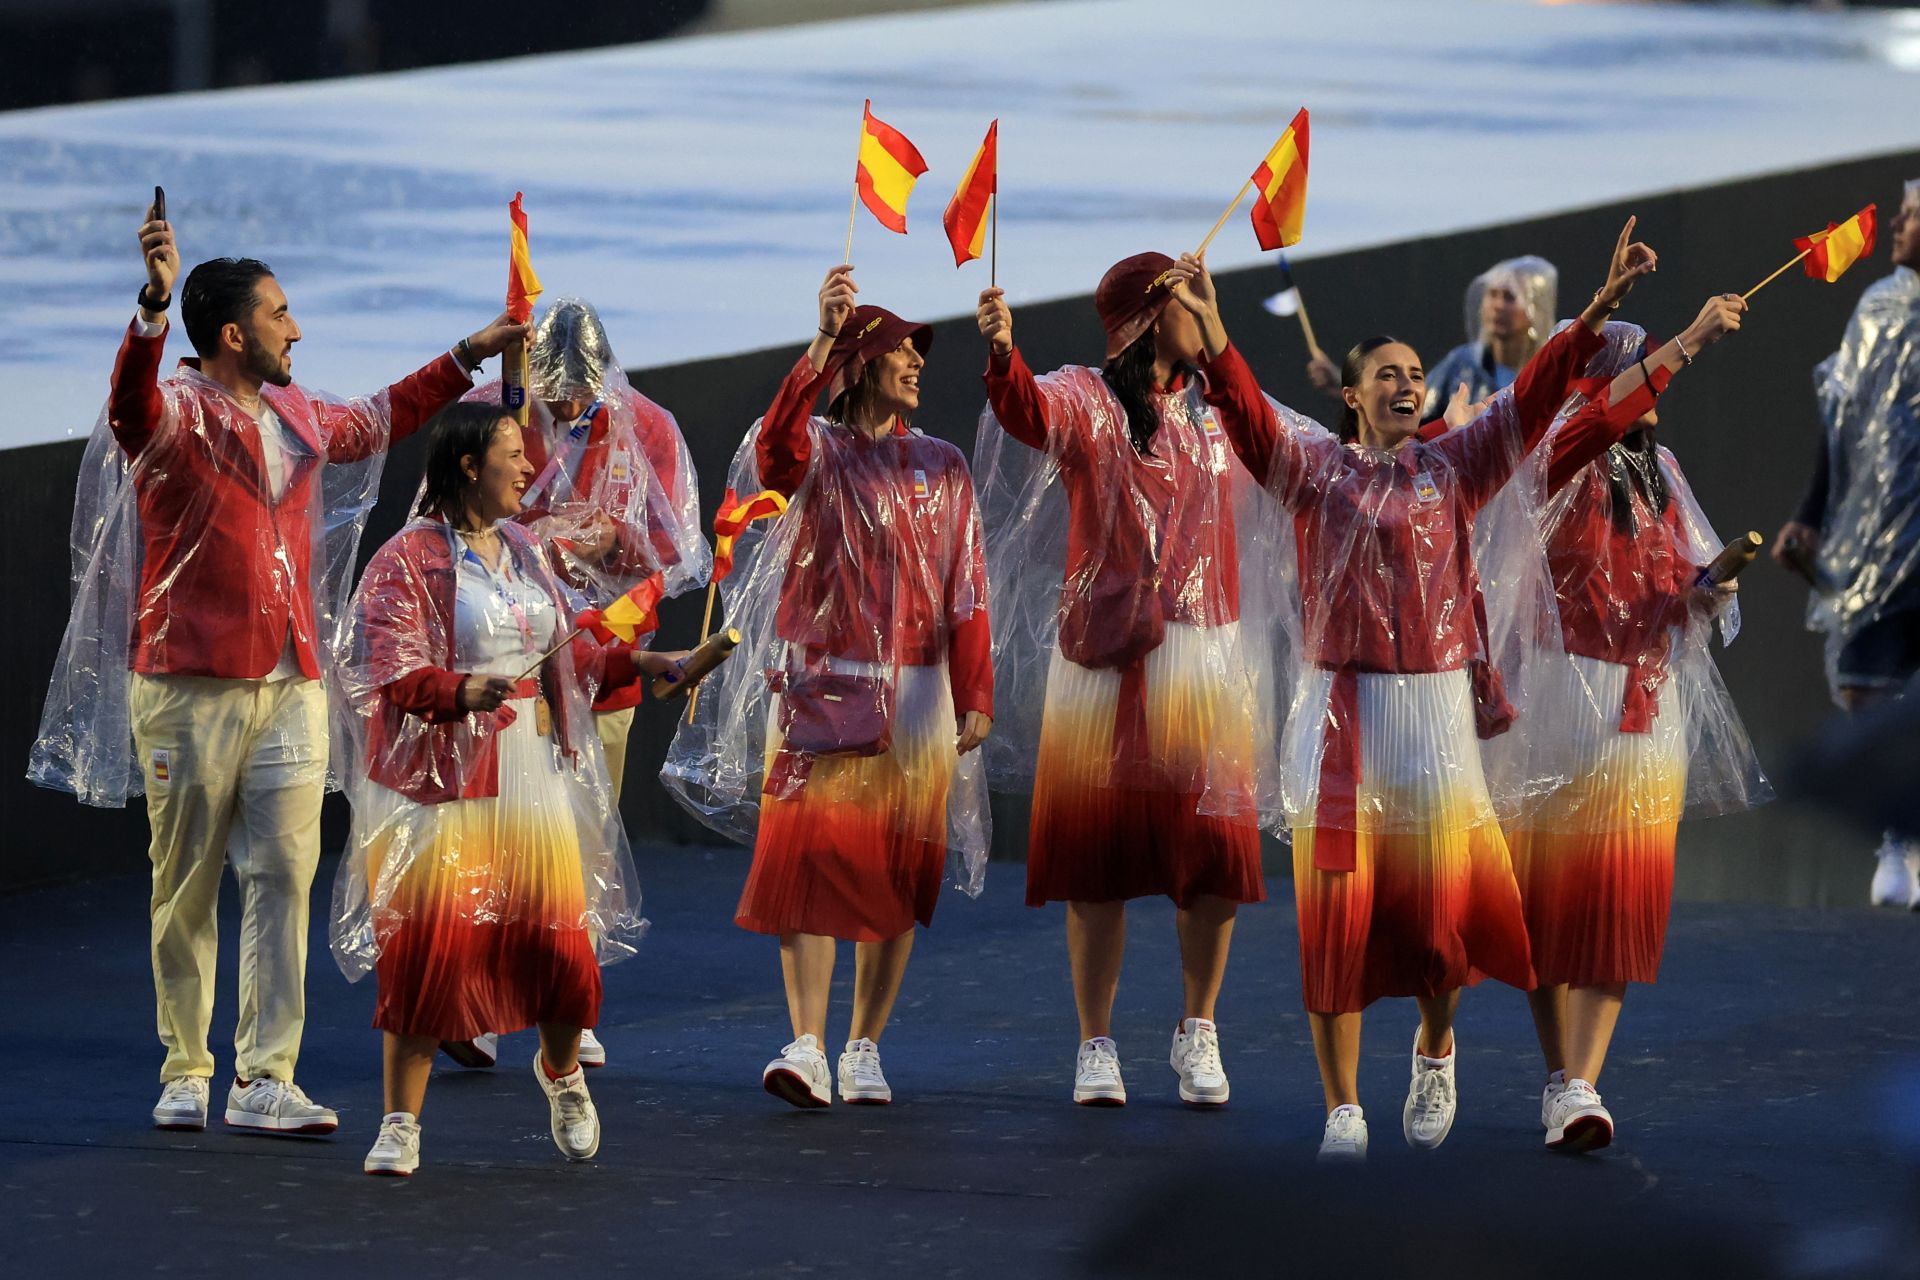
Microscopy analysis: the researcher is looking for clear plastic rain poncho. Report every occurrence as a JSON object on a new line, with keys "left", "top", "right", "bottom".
{"left": 1501, "top": 321, "right": 1770, "bottom": 831}
{"left": 1807, "top": 257, "right": 1920, "bottom": 697}
{"left": 328, "top": 517, "right": 643, "bottom": 980}
{"left": 971, "top": 365, "right": 1294, "bottom": 827}
{"left": 1244, "top": 330, "right": 1591, "bottom": 855}
{"left": 1424, "top": 255, "right": 1560, "bottom": 418}
{"left": 29, "top": 358, "right": 418, "bottom": 807}
{"left": 660, "top": 401, "right": 993, "bottom": 895}
{"left": 467, "top": 298, "right": 709, "bottom": 614}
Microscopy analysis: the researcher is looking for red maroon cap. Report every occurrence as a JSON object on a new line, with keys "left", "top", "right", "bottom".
{"left": 1095, "top": 251, "right": 1178, "bottom": 359}
{"left": 826, "top": 305, "right": 934, "bottom": 403}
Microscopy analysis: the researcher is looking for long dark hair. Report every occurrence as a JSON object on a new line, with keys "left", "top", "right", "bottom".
{"left": 416, "top": 401, "right": 514, "bottom": 524}
{"left": 1338, "top": 335, "right": 1412, "bottom": 442}
{"left": 1606, "top": 429, "right": 1671, "bottom": 534}
{"left": 1102, "top": 330, "right": 1194, "bottom": 455}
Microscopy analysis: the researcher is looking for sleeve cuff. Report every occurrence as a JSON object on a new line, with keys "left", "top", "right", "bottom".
{"left": 131, "top": 313, "right": 167, "bottom": 339}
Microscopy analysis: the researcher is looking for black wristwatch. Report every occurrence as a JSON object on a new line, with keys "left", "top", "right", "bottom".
{"left": 138, "top": 284, "right": 171, "bottom": 313}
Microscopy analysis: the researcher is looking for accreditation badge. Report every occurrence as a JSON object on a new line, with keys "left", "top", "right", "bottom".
{"left": 1412, "top": 469, "right": 1441, "bottom": 503}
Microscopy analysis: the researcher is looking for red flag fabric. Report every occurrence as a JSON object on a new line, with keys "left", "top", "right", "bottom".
{"left": 506, "top": 191, "right": 543, "bottom": 323}
{"left": 1796, "top": 204, "right": 1877, "bottom": 283}
{"left": 1249, "top": 109, "right": 1310, "bottom": 252}
{"left": 712, "top": 487, "right": 790, "bottom": 582}
{"left": 943, "top": 120, "right": 998, "bottom": 267}
{"left": 856, "top": 100, "right": 929, "bottom": 234}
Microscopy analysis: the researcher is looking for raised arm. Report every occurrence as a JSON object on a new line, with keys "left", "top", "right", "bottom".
{"left": 320, "top": 312, "right": 526, "bottom": 463}
{"left": 757, "top": 267, "right": 853, "bottom": 496}
{"left": 1546, "top": 294, "right": 1746, "bottom": 494}
{"left": 108, "top": 197, "right": 179, "bottom": 458}
{"left": 976, "top": 287, "right": 1053, "bottom": 450}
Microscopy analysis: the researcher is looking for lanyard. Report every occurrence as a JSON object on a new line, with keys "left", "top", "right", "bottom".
{"left": 465, "top": 544, "right": 539, "bottom": 654}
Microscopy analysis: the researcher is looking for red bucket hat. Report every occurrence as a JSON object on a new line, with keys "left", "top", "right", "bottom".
{"left": 1095, "top": 251, "right": 1178, "bottom": 360}
{"left": 825, "top": 305, "right": 934, "bottom": 404}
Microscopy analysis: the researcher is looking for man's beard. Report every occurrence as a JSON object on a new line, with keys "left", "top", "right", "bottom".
{"left": 241, "top": 327, "right": 292, "bottom": 387}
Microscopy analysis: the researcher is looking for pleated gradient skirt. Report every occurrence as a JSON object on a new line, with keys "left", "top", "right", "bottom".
{"left": 1026, "top": 623, "right": 1265, "bottom": 908}
{"left": 1289, "top": 668, "right": 1533, "bottom": 1014}
{"left": 368, "top": 701, "right": 601, "bottom": 1041}
{"left": 737, "top": 661, "right": 958, "bottom": 943}
{"left": 1508, "top": 652, "right": 1687, "bottom": 987}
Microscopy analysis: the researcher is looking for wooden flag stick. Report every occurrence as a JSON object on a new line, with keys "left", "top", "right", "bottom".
{"left": 685, "top": 577, "right": 721, "bottom": 725}
{"left": 515, "top": 626, "right": 579, "bottom": 683}
{"left": 1294, "top": 288, "right": 1325, "bottom": 362}
{"left": 1196, "top": 177, "right": 1255, "bottom": 258}
{"left": 843, "top": 111, "right": 864, "bottom": 265}
{"left": 990, "top": 191, "right": 998, "bottom": 289}
{"left": 1743, "top": 247, "right": 1812, "bottom": 302}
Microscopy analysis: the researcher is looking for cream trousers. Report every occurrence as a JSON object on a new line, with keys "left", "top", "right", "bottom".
{"left": 130, "top": 674, "right": 327, "bottom": 1083}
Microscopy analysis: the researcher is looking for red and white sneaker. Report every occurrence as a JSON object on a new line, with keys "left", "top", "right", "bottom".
{"left": 763, "top": 1034, "right": 832, "bottom": 1109}
{"left": 1544, "top": 1078, "right": 1614, "bottom": 1152}
{"left": 224, "top": 1078, "right": 338, "bottom": 1136}
{"left": 837, "top": 1038, "right": 892, "bottom": 1104}
{"left": 364, "top": 1113, "right": 421, "bottom": 1176}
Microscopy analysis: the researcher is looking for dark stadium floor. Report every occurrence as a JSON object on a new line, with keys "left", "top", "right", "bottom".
{"left": 3, "top": 846, "right": 1918, "bottom": 1277}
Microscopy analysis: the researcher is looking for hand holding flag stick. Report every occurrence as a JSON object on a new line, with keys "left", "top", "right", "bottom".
{"left": 1743, "top": 204, "right": 1877, "bottom": 302}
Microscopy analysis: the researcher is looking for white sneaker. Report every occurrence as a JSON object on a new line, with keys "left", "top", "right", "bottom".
{"left": 440, "top": 1032, "right": 499, "bottom": 1069}
{"left": 152, "top": 1076, "right": 210, "bottom": 1131}
{"left": 837, "top": 1038, "right": 892, "bottom": 1104}
{"left": 1540, "top": 1071, "right": 1565, "bottom": 1130}
{"left": 224, "top": 1078, "right": 339, "bottom": 1136}
{"left": 1544, "top": 1077, "right": 1614, "bottom": 1152}
{"left": 1318, "top": 1104, "right": 1368, "bottom": 1163}
{"left": 1402, "top": 1028, "right": 1457, "bottom": 1150}
{"left": 1169, "top": 1018, "right": 1230, "bottom": 1106}
{"left": 363, "top": 1112, "right": 421, "bottom": 1176}
{"left": 578, "top": 1028, "right": 607, "bottom": 1069}
{"left": 1073, "top": 1036, "right": 1127, "bottom": 1106}
{"left": 533, "top": 1050, "right": 601, "bottom": 1161}
{"left": 762, "top": 1034, "right": 832, "bottom": 1109}
{"left": 1869, "top": 838, "right": 1919, "bottom": 907}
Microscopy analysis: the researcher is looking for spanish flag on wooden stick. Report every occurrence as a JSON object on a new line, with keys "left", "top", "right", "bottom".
{"left": 944, "top": 120, "right": 998, "bottom": 268}
{"left": 1745, "top": 203, "right": 1879, "bottom": 301}
{"left": 577, "top": 576, "right": 665, "bottom": 646}
{"left": 712, "top": 487, "right": 790, "bottom": 582}
{"left": 506, "top": 191, "right": 543, "bottom": 323}
{"left": 1249, "top": 108, "right": 1310, "bottom": 252}
{"left": 1798, "top": 204, "right": 1877, "bottom": 283}
{"left": 856, "top": 100, "right": 928, "bottom": 235}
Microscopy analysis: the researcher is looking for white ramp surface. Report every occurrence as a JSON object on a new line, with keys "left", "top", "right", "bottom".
{"left": 2, "top": 0, "right": 1918, "bottom": 446}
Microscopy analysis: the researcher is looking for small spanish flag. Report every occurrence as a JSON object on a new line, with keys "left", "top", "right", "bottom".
{"left": 1797, "top": 204, "right": 1877, "bottom": 283}
{"left": 943, "top": 119, "right": 998, "bottom": 267}
{"left": 857, "top": 100, "right": 929, "bottom": 234}
{"left": 712, "top": 487, "right": 789, "bottom": 583}
{"left": 1249, "top": 108, "right": 1310, "bottom": 252}
{"left": 506, "top": 191, "right": 543, "bottom": 323}
{"left": 577, "top": 576, "right": 664, "bottom": 645}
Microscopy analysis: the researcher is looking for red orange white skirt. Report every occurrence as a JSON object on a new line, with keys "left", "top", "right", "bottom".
{"left": 1286, "top": 668, "right": 1532, "bottom": 1014}
{"left": 365, "top": 701, "right": 601, "bottom": 1041}
{"left": 737, "top": 659, "right": 959, "bottom": 943}
{"left": 1026, "top": 623, "right": 1265, "bottom": 908}
{"left": 1508, "top": 652, "right": 1688, "bottom": 987}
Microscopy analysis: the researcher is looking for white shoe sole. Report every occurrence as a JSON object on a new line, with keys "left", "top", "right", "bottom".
{"left": 224, "top": 1109, "right": 338, "bottom": 1136}
{"left": 364, "top": 1158, "right": 417, "bottom": 1177}
{"left": 556, "top": 1130, "right": 601, "bottom": 1162}
{"left": 1546, "top": 1110, "right": 1614, "bottom": 1152}
{"left": 763, "top": 1066, "right": 831, "bottom": 1109}
{"left": 153, "top": 1110, "right": 206, "bottom": 1131}
{"left": 578, "top": 1051, "right": 607, "bottom": 1069}
{"left": 1072, "top": 1085, "right": 1127, "bottom": 1106}
{"left": 839, "top": 1084, "right": 892, "bottom": 1105}
{"left": 1177, "top": 1079, "right": 1229, "bottom": 1107}
{"left": 1316, "top": 1143, "right": 1367, "bottom": 1165}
